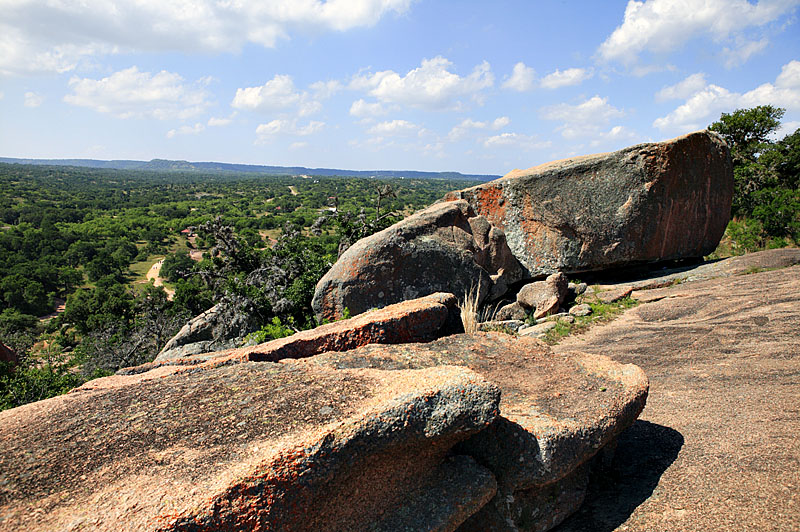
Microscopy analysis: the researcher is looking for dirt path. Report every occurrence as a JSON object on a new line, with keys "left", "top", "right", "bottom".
{"left": 145, "top": 259, "right": 175, "bottom": 299}
{"left": 552, "top": 251, "right": 800, "bottom": 531}
{"left": 288, "top": 185, "right": 298, "bottom": 196}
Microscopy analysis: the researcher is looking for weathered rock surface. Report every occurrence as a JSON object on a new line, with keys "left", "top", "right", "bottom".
{"left": 569, "top": 303, "right": 592, "bottom": 317}
{"left": 553, "top": 251, "right": 800, "bottom": 531}
{"left": 495, "top": 301, "right": 528, "bottom": 321}
{"left": 0, "top": 360, "right": 500, "bottom": 532}
{"left": 312, "top": 199, "right": 524, "bottom": 321}
{"left": 132, "top": 292, "right": 459, "bottom": 373}
{"left": 156, "top": 303, "right": 260, "bottom": 361}
{"left": 444, "top": 131, "right": 733, "bottom": 277}
{"left": 518, "top": 321, "right": 557, "bottom": 337}
{"left": 518, "top": 272, "right": 569, "bottom": 319}
{"left": 304, "top": 333, "right": 649, "bottom": 532}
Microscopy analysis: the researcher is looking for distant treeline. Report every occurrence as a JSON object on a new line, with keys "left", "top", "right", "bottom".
{"left": 0, "top": 157, "right": 499, "bottom": 181}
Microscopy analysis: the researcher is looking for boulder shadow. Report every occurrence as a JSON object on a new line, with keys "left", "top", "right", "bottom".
{"left": 553, "top": 420, "right": 684, "bottom": 531}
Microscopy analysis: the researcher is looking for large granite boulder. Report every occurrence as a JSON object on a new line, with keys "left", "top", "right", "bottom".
{"left": 312, "top": 200, "right": 524, "bottom": 322}
{"left": 443, "top": 130, "right": 733, "bottom": 277}
{"left": 0, "top": 359, "right": 500, "bottom": 531}
{"left": 305, "top": 333, "right": 649, "bottom": 531}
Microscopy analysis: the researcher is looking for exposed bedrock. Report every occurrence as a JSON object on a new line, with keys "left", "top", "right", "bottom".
{"left": 312, "top": 199, "right": 524, "bottom": 321}
{"left": 0, "top": 360, "right": 500, "bottom": 532}
{"left": 306, "top": 332, "right": 650, "bottom": 532}
{"left": 444, "top": 130, "right": 733, "bottom": 278}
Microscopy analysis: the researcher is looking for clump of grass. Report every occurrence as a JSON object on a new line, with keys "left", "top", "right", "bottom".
{"left": 541, "top": 296, "right": 639, "bottom": 345}
{"left": 458, "top": 285, "right": 502, "bottom": 334}
{"left": 458, "top": 285, "right": 481, "bottom": 334}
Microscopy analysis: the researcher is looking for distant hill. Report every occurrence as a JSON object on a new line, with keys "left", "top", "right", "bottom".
{"left": 0, "top": 157, "right": 499, "bottom": 181}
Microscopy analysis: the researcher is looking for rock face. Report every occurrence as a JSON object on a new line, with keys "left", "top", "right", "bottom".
{"left": 443, "top": 130, "right": 733, "bottom": 277}
{"left": 312, "top": 199, "right": 523, "bottom": 322}
{"left": 306, "top": 333, "right": 649, "bottom": 532}
{"left": 0, "top": 359, "right": 500, "bottom": 532}
{"left": 0, "top": 343, "right": 17, "bottom": 366}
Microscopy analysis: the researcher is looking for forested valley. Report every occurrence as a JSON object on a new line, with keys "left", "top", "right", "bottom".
{"left": 0, "top": 163, "right": 474, "bottom": 410}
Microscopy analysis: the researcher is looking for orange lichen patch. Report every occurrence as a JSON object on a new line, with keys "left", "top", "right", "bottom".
{"left": 465, "top": 185, "right": 507, "bottom": 230}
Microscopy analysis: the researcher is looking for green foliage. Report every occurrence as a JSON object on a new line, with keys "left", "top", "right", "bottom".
{"left": 707, "top": 106, "right": 799, "bottom": 254}
{"left": 161, "top": 250, "right": 195, "bottom": 282}
{"left": 244, "top": 316, "right": 295, "bottom": 344}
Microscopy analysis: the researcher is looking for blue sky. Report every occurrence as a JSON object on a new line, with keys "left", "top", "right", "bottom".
{"left": 1, "top": 0, "right": 799, "bottom": 175}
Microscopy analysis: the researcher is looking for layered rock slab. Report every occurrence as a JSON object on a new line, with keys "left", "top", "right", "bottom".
{"left": 0, "top": 361, "right": 499, "bottom": 532}
{"left": 302, "top": 333, "right": 649, "bottom": 531}
{"left": 135, "top": 292, "right": 458, "bottom": 372}
{"left": 312, "top": 199, "right": 523, "bottom": 321}
{"left": 444, "top": 130, "right": 733, "bottom": 277}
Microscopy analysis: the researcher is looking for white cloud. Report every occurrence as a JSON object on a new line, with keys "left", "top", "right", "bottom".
{"left": 290, "top": 141, "right": 309, "bottom": 150}
{"left": 255, "top": 119, "right": 324, "bottom": 142}
{"left": 588, "top": 125, "right": 639, "bottom": 148}
{"left": 233, "top": 74, "right": 331, "bottom": 117}
{"left": 208, "top": 116, "right": 233, "bottom": 127}
{"left": 351, "top": 56, "right": 494, "bottom": 110}
{"left": 541, "top": 95, "right": 625, "bottom": 139}
{"left": 722, "top": 38, "right": 769, "bottom": 69}
{"left": 483, "top": 133, "right": 551, "bottom": 150}
{"left": 310, "top": 80, "right": 343, "bottom": 99}
{"left": 24, "top": 91, "right": 43, "bottom": 108}
{"left": 540, "top": 68, "right": 593, "bottom": 89}
{"left": 232, "top": 75, "right": 302, "bottom": 111}
{"left": 448, "top": 116, "right": 510, "bottom": 140}
{"left": 368, "top": 119, "right": 418, "bottom": 135}
{"left": 167, "top": 123, "right": 205, "bottom": 138}
{"left": 63, "top": 66, "right": 210, "bottom": 119}
{"left": 502, "top": 62, "right": 536, "bottom": 91}
{"left": 1, "top": 0, "right": 413, "bottom": 76}
{"left": 349, "top": 98, "right": 389, "bottom": 118}
{"left": 654, "top": 60, "right": 800, "bottom": 133}
{"left": 598, "top": 0, "right": 799, "bottom": 65}
{"left": 655, "top": 73, "right": 708, "bottom": 101}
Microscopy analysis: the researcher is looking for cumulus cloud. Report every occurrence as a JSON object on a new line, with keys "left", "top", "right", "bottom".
{"left": 653, "top": 60, "right": 800, "bottom": 133}
{"left": 483, "top": 132, "right": 551, "bottom": 150}
{"left": 541, "top": 95, "right": 625, "bottom": 139}
{"left": 655, "top": 73, "right": 708, "bottom": 101}
{"left": 597, "top": 0, "right": 799, "bottom": 66}
{"left": 208, "top": 115, "right": 234, "bottom": 127}
{"left": 63, "top": 66, "right": 210, "bottom": 119}
{"left": 349, "top": 98, "right": 389, "bottom": 118}
{"left": 448, "top": 116, "right": 510, "bottom": 140}
{"left": 233, "top": 74, "right": 335, "bottom": 117}
{"left": 24, "top": 91, "right": 43, "bottom": 108}
{"left": 167, "top": 123, "right": 205, "bottom": 138}
{"left": 1, "top": 0, "right": 413, "bottom": 76}
{"left": 540, "top": 68, "right": 593, "bottom": 89}
{"left": 255, "top": 119, "right": 324, "bottom": 142}
{"left": 368, "top": 119, "right": 419, "bottom": 135}
{"left": 502, "top": 62, "right": 536, "bottom": 91}
{"left": 722, "top": 38, "right": 769, "bottom": 68}
{"left": 232, "top": 75, "right": 302, "bottom": 111}
{"left": 351, "top": 56, "right": 494, "bottom": 110}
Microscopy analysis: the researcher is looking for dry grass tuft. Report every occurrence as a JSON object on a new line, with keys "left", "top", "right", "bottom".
{"left": 458, "top": 286, "right": 481, "bottom": 334}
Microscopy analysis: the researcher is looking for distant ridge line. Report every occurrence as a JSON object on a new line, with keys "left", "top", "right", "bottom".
{"left": 0, "top": 157, "right": 499, "bottom": 181}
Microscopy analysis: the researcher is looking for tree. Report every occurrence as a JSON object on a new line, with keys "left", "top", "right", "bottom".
{"left": 161, "top": 250, "right": 195, "bottom": 282}
{"left": 709, "top": 105, "right": 785, "bottom": 164}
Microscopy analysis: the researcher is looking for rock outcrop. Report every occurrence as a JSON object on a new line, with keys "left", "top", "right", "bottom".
{"left": 156, "top": 303, "right": 261, "bottom": 361}
{"left": 0, "top": 343, "right": 17, "bottom": 366}
{"left": 312, "top": 131, "right": 732, "bottom": 321}
{"left": 444, "top": 130, "right": 733, "bottom": 277}
{"left": 140, "top": 292, "right": 459, "bottom": 371}
{"left": 305, "top": 333, "right": 649, "bottom": 531}
{"left": 312, "top": 199, "right": 523, "bottom": 322}
{"left": 517, "top": 272, "right": 569, "bottom": 320}
{"left": 0, "top": 360, "right": 499, "bottom": 531}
